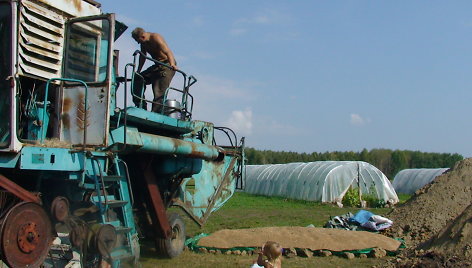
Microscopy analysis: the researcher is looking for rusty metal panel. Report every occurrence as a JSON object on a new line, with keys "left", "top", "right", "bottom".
{"left": 20, "top": 4, "right": 63, "bottom": 33}
{"left": 19, "top": 31, "right": 61, "bottom": 53}
{"left": 17, "top": 41, "right": 61, "bottom": 61}
{"left": 18, "top": 0, "right": 65, "bottom": 80}
{"left": 0, "top": 174, "right": 41, "bottom": 203}
{"left": 18, "top": 62, "right": 59, "bottom": 79}
{"left": 19, "top": 22, "right": 62, "bottom": 43}
{"left": 175, "top": 154, "right": 241, "bottom": 225}
{"left": 36, "top": 0, "right": 101, "bottom": 17}
{"left": 22, "top": 0, "right": 64, "bottom": 23}
{"left": 60, "top": 85, "right": 108, "bottom": 146}
{"left": 18, "top": 52, "right": 59, "bottom": 71}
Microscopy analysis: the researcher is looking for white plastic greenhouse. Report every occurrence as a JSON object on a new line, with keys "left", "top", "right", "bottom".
{"left": 244, "top": 161, "right": 399, "bottom": 205}
{"left": 392, "top": 168, "right": 449, "bottom": 194}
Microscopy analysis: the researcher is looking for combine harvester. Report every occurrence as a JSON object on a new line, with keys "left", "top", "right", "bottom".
{"left": 0, "top": 0, "right": 245, "bottom": 266}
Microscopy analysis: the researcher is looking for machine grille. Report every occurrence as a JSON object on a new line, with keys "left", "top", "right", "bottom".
{"left": 18, "top": 0, "right": 65, "bottom": 80}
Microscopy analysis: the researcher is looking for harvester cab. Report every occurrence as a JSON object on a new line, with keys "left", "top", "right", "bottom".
{"left": 0, "top": 0, "right": 245, "bottom": 267}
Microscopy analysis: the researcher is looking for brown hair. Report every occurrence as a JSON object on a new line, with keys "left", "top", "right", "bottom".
{"left": 263, "top": 241, "right": 282, "bottom": 261}
{"left": 131, "top": 27, "right": 145, "bottom": 40}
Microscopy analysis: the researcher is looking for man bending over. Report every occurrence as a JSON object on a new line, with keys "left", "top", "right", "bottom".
{"left": 131, "top": 27, "right": 177, "bottom": 112}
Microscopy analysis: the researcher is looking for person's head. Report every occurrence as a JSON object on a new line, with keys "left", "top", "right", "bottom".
{"left": 262, "top": 241, "right": 282, "bottom": 261}
{"left": 131, "top": 27, "right": 146, "bottom": 43}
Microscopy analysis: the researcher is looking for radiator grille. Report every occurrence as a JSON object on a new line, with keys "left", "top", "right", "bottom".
{"left": 18, "top": 0, "right": 65, "bottom": 80}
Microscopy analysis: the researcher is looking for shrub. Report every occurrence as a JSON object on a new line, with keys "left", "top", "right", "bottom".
{"left": 342, "top": 187, "right": 361, "bottom": 207}
{"left": 362, "top": 193, "right": 385, "bottom": 208}
{"left": 342, "top": 186, "right": 384, "bottom": 208}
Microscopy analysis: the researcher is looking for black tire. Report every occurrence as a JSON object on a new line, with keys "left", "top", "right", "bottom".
{"left": 155, "top": 213, "right": 186, "bottom": 258}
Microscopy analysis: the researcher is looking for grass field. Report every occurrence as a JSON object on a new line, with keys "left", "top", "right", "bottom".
{"left": 139, "top": 192, "right": 403, "bottom": 267}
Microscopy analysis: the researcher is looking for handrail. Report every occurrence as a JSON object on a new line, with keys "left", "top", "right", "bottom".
{"left": 132, "top": 50, "right": 188, "bottom": 80}
{"left": 214, "top": 126, "right": 238, "bottom": 148}
{"left": 130, "top": 50, "right": 197, "bottom": 117}
{"left": 161, "top": 86, "right": 194, "bottom": 119}
{"left": 90, "top": 156, "right": 106, "bottom": 219}
{"left": 116, "top": 158, "right": 134, "bottom": 206}
{"left": 123, "top": 63, "right": 135, "bottom": 151}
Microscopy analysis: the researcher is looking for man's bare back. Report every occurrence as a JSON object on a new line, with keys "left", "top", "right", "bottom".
{"left": 141, "top": 33, "right": 171, "bottom": 62}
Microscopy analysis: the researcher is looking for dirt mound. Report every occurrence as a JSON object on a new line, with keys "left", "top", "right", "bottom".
{"left": 386, "top": 158, "right": 472, "bottom": 247}
{"left": 388, "top": 250, "right": 472, "bottom": 268}
{"left": 384, "top": 204, "right": 472, "bottom": 267}
{"left": 420, "top": 203, "right": 472, "bottom": 260}
{"left": 381, "top": 158, "right": 472, "bottom": 267}
{"left": 198, "top": 227, "right": 401, "bottom": 252}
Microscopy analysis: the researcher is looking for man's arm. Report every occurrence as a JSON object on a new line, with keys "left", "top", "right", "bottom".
{"left": 137, "top": 45, "right": 146, "bottom": 72}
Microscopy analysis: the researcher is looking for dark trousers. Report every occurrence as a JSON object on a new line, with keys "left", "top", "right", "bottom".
{"left": 132, "top": 64, "right": 175, "bottom": 112}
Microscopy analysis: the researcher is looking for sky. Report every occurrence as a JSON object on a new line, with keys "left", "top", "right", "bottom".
{"left": 98, "top": 0, "right": 472, "bottom": 156}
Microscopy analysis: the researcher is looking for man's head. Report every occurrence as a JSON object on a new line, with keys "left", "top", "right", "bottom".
{"left": 131, "top": 27, "right": 146, "bottom": 43}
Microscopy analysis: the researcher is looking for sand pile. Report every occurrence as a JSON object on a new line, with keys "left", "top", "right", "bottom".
{"left": 197, "top": 227, "right": 401, "bottom": 252}
{"left": 420, "top": 202, "right": 472, "bottom": 259}
{"left": 382, "top": 158, "right": 472, "bottom": 267}
{"left": 386, "top": 158, "right": 472, "bottom": 247}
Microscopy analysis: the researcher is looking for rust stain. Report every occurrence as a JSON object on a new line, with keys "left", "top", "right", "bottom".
{"left": 72, "top": 0, "right": 83, "bottom": 12}
{"left": 63, "top": 98, "right": 72, "bottom": 113}
{"left": 61, "top": 114, "right": 70, "bottom": 129}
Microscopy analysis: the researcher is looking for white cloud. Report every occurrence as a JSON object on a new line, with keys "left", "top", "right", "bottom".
{"left": 192, "top": 16, "right": 205, "bottom": 27}
{"left": 229, "top": 8, "right": 292, "bottom": 36}
{"left": 191, "top": 74, "right": 256, "bottom": 101}
{"left": 235, "top": 9, "right": 291, "bottom": 25}
{"left": 229, "top": 28, "right": 247, "bottom": 36}
{"left": 226, "top": 108, "right": 253, "bottom": 136}
{"left": 254, "top": 117, "right": 302, "bottom": 136}
{"left": 350, "top": 113, "right": 371, "bottom": 126}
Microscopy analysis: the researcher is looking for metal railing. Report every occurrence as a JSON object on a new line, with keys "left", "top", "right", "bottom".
{"left": 127, "top": 50, "right": 197, "bottom": 119}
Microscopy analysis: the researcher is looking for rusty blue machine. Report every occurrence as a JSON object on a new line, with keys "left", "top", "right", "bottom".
{"left": 0, "top": 0, "right": 245, "bottom": 267}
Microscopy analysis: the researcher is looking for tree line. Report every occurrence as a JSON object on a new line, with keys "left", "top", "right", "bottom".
{"left": 245, "top": 148, "right": 463, "bottom": 179}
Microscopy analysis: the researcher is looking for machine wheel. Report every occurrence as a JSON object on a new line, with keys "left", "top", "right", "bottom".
{"left": 0, "top": 202, "right": 52, "bottom": 268}
{"left": 155, "top": 213, "right": 186, "bottom": 258}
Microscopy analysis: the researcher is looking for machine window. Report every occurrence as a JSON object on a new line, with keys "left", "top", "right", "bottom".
{"left": 63, "top": 18, "right": 110, "bottom": 83}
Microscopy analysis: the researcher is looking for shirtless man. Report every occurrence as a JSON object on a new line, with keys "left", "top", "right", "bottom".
{"left": 131, "top": 27, "right": 177, "bottom": 112}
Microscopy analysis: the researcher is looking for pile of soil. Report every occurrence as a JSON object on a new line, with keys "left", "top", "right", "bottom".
{"left": 386, "top": 158, "right": 472, "bottom": 247}
{"left": 382, "top": 158, "right": 472, "bottom": 267}
{"left": 421, "top": 203, "right": 472, "bottom": 259}
{"left": 198, "top": 226, "right": 401, "bottom": 252}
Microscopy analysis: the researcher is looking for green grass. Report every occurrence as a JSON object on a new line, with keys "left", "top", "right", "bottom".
{"left": 397, "top": 193, "right": 412, "bottom": 204}
{"left": 182, "top": 192, "right": 391, "bottom": 237}
{"left": 140, "top": 192, "right": 396, "bottom": 267}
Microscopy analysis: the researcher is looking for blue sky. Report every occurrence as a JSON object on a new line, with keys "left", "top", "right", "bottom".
{"left": 99, "top": 1, "right": 472, "bottom": 156}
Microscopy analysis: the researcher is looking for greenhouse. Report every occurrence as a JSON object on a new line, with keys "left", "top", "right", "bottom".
{"left": 244, "top": 161, "right": 399, "bottom": 205}
{"left": 392, "top": 168, "right": 449, "bottom": 194}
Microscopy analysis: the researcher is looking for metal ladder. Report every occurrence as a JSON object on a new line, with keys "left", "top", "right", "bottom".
{"left": 89, "top": 155, "right": 138, "bottom": 266}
